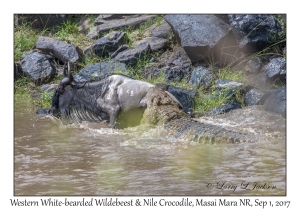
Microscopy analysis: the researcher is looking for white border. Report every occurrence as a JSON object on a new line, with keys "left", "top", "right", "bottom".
{"left": 3, "top": 0, "right": 299, "bottom": 209}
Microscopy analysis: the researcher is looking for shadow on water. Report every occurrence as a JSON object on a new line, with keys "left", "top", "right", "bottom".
{"left": 14, "top": 98, "right": 286, "bottom": 196}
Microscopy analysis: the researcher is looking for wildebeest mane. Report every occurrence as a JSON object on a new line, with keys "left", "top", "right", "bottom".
{"left": 58, "top": 79, "right": 111, "bottom": 124}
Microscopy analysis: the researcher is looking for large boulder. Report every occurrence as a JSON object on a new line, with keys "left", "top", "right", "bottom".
{"left": 74, "top": 62, "right": 128, "bottom": 82}
{"left": 263, "top": 86, "right": 286, "bottom": 116}
{"left": 84, "top": 31, "right": 126, "bottom": 57}
{"left": 113, "top": 42, "right": 150, "bottom": 66}
{"left": 164, "top": 14, "right": 238, "bottom": 66}
{"left": 36, "top": 36, "right": 83, "bottom": 63}
{"left": 15, "top": 14, "right": 68, "bottom": 29}
{"left": 228, "top": 14, "right": 282, "bottom": 52}
{"left": 189, "top": 66, "right": 214, "bottom": 88}
{"left": 86, "top": 15, "right": 156, "bottom": 40}
{"left": 21, "top": 50, "right": 56, "bottom": 85}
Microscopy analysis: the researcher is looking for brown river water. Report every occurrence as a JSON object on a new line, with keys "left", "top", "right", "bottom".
{"left": 14, "top": 99, "right": 286, "bottom": 196}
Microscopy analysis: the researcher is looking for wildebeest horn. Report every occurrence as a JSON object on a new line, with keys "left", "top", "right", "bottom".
{"left": 60, "top": 62, "right": 74, "bottom": 86}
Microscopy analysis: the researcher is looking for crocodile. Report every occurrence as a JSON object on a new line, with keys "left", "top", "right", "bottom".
{"left": 140, "top": 86, "right": 258, "bottom": 143}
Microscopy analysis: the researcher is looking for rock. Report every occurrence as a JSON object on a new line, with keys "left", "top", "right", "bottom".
{"left": 73, "top": 62, "right": 128, "bottom": 82}
{"left": 150, "top": 22, "right": 172, "bottom": 39}
{"left": 15, "top": 14, "right": 68, "bottom": 29}
{"left": 164, "top": 14, "right": 238, "bottom": 66}
{"left": 84, "top": 31, "right": 126, "bottom": 57}
{"left": 211, "top": 99, "right": 242, "bottom": 115}
{"left": 228, "top": 14, "right": 281, "bottom": 52}
{"left": 110, "top": 45, "right": 129, "bottom": 59}
{"left": 161, "top": 46, "right": 192, "bottom": 81}
{"left": 245, "top": 57, "right": 263, "bottom": 74}
{"left": 189, "top": 66, "right": 214, "bottom": 88}
{"left": 94, "top": 14, "right": 140, "bottom": 25}
{"left": 21, "top": 50, "right": 56, "bottom": 85}
{"left": 244, "top": 88, "right": 264, "bottom": 106}
{"left": 40, "top": 84, "right": 58, "bottom": 93}
{"left": 263, "top": 86, "right": 286, "bottom": 116}
{"left": 133, "top": 37, "right": 168, "bottom": 52}
{"left": 156, "top": 84, "right": 196, "bottom": 116}
{"left": 87, "top": 15, "right": 156, "bottom": 40}
{"left": 213, "top": 79, "right": 245, "bottom": 101}
{"left": 36, "top": 108, "right": 51, "bottom": 115}
{"left": 36, "top": 36, "right": 83, "bottom": 63}
{"left": 262, "top": 57, "right": 286, "bottom": 79}
{"left": 113, "top": 42, "right": 150, "bottom": 66}
{"left": 214, "top": 78, "right": 244, "bottom": 91}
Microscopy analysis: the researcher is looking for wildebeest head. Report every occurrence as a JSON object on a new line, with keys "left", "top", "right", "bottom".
{"left": 50, "top": 62, "right": 73, "bottom": 118}
{"left": 50, "top": 62, "right": 107, "bottom": 124}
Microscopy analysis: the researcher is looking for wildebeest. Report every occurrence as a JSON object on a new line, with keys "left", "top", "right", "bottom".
{"left": 47, "top": 62, "right": 181, "bottom": 128}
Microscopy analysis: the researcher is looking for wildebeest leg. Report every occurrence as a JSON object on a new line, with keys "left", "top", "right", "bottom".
{"left": 107, "top": 106, "right": 120, "bottom": 127}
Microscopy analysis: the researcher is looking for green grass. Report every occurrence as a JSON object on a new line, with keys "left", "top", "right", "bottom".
{"left": 14, "top": 22, "right": 40, "bottom": 60}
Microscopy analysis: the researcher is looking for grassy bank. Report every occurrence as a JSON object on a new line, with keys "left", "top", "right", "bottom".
{"left": 14, "top": 14, "right": 286, "bottom": 116}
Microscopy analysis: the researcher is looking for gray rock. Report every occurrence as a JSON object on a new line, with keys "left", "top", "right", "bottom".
{"left": 214, "top": 79, "right": 245, "bottom": 99}
{"left": 263, "top": 86, "right": 286, "bottom": 116}
{"left": 214, "top": 78, "right": 244, "bottom": 90}
{"left": 155, "top": 84, "right": 196, "bottom": 116}
{"left": 113, "top": 42, "right": 150, "bottom": 66}
{"left": 15, "top": 14, "right": 68, "bottom": 29}
{"left": 245, "top": 57, "right": 263, "bottom": 74}
{"left": 40, "top": 84, "right": 58, "bottom": 93}
{"left": 211, "top": 99, "right": 242, "bottom": 115}
{"left": 162, "top": 46, "right": 192, "bottom": 81}
{"left": 244, "top": 88, "right": 264, "bottom": 106}
{"left": 74, "top": 62, "right": 128, "bottom": 82}
{"left": 228, "top": 14, "right": 282, "bottom": 52}
{"left": 86, "top": 15, "right": 156, "bottom": 40}
{"left": 21, "top": 50, "right": 56, "bottom": 85}
{"left": 110, "top": 45, "right": 129, "bottom": 59}
{"left": 94, "top": 14, "right": 139, "bottom": 25}
{"left": 84, "top": 31, "right": 125, "bottom": 57}
{"left": 262, "top": 57, "right": 286, "bottom": 78}
{"left": 189, "top": 66, "right": 214, "bottom": 88}
{"left": 164, "top": 14, "right": 238, "bottom": 66}
{"left": 151, "top": 22, "right": 172, "bottom": 39}
{"left": 133, "top": 37, "right": 168, "bottom": 52}
{"left": 36, "top": 36, "right": 83, "bottom": 63}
